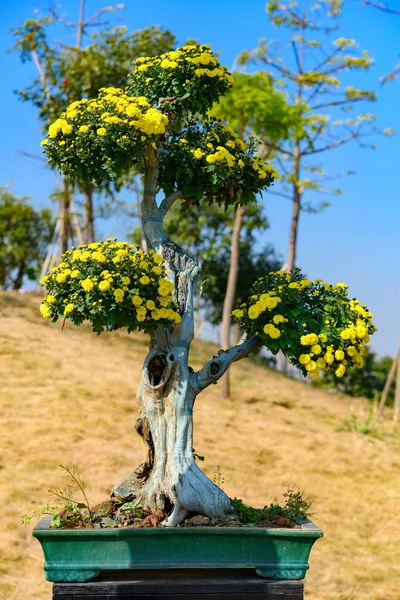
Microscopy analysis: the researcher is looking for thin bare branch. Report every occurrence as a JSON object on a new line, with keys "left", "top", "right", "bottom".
{"left": 49, "top": 9, "right": 75, "bottom": 28}
{"left": 85, "top": 6, "right": 120, "bottom": 25}
{"left": 363, "top": 1, "right": 400, "bottom": 15}
{"left": 268, "top": 190, "right": 293, "bottom": 200}
{"left": 31, "top": 48, "right": 51, "bottom": 100}
{"left": 292, "top": 41, "right": 302, "bottom": 74}
{"left": 259, "top": 56, "right": 296, "bottom": 80}
{"left": 77, "top": 0, "right": 85, "bottom": 48}
{"left": 302, "top": 131, "right": 364, "bottom": 155}
{"left": 313, "top": 47, "right": 341, "bottom": 73}
{"left": 310, "top": 97, "right": 365, "bottom": 110}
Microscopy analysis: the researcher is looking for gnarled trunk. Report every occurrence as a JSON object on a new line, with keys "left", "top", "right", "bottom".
{"left": 112, "top": 327, "right": 233, "bottom": 526}
{"left": 111, "top": 149, "right": 234, "bottom": 526}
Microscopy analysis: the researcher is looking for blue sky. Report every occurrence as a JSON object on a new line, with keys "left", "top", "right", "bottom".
{"left": 1, "top": 0, "right": 399, "bottom": 356}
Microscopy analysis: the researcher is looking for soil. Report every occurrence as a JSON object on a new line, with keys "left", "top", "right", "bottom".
{"left": 59, "top": 500, "right": 302, "bottom": 529}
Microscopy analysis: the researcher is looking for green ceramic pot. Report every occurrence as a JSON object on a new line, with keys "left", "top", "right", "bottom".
{"left": 33, "top": 516, "right": 323, "bottom": 583}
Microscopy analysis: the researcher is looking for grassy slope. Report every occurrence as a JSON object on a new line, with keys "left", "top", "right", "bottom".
{"left": 0, "top": 291, "right": 400, "bottom": 600}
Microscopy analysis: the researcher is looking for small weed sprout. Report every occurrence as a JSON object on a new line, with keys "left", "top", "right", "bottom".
{"left": 213, "top": 465, "right": 225, "bottom": 512}
{"left": 22, "top": 464, "right": 93, "bottom": 528}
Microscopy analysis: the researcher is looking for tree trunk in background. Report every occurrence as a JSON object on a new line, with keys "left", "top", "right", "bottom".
{"left": 286, "top": 144, "right": 301, "bottom": 273}
{"left": 221, "top": 201, "right": 246, "bottom": 399}
{"left": 83, "top": 187, "right": 95, "bottom": 244}
{"left": 393, "top": 347, "right": 400, "bottom": 422}
{"left": 378, "top": 346, "right": 400, "bottom": 415}
{"left": 12, "top": 261, "right": 25, "bottom": 290}
{"left": 277, "top": 145, "right": 301, "bottom": 375}
{"left": 60, "top": 180, "right": 70, "bottom": 254}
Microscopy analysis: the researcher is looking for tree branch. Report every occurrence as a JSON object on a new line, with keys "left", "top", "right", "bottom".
{"left": 310, "top": 97, "right": 365, "bottom": 110}
{"left": 302, "top": 131, "right": 363, "bottom": 155}
{"left": 268, "top": 190, "right": 293, "bottom": 200}
{"left": 191, "top": 336, "right": 262, "bottom": 394}
{"left": 259, "top": 56, "right": 296, "bottom": 80}
{"left": 363, "top": 1, "right": 400, "bottom": 15}
{"left": 30, "top": 47, "right": 51, "bottom": 100}
{"left": 159, "top": 190, "right": 183, "bottom": 220}
{"left": 264, "top": 141, "right": 294, "bottom": 157}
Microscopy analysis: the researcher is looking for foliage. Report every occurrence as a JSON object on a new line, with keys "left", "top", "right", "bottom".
{"left": 238, "top": 1, "right": 393, "bottom": 268}
{"left": 336, "top": 405, "right": 379, "bottom": 437}
{"left": 232, "top": 268, "right": 377, "bottom": 380}
{"left": 39, "top": 240, "right": 180, "bottom": 334}
{"left": 158, "top": 120, "right": 279, "bottom": 208}
{"left": 210, "top": 71, "right": 303, "bottom": 146}
{"left": 0, "top": 186, "right": 54, "bottom": 290}
{"left": 11, "top": 19, "right": 176, "bottom": 131}
{"left": 128, "top": 45, "right": 234, "bottom": 119}
{"left": 11, "top": 14, "right": 176, "bottom": 239}
{"left": 22, "top": 464, "right": 144, "bottom": 529}
{"left": 315, "top": 346, "right": 395, "bottom": 404}
{"left": 231, "top": 487, "right": 313, "bottom": 527}
{"left": 41, "top": 88, "right": 168, "bottom": 185}
{"left": 22, "top": 464, "right": 94, "bottom": 528}
{"left": 42, "top": 44, "right": 279, "bottom": 208}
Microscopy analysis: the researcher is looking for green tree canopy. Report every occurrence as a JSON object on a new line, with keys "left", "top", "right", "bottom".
{"left": 210, "top": 71, "right": 303, "bottom": 148}
{"left": 238, "top": 0, "right": 394, "bottom": 270}
{"left": 0, "top": 187, "right": 54, "bottom": 290}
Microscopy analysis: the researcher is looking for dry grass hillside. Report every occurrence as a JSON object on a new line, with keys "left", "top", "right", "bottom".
{"left": 1, "top": 291, "right": 399, "bottom": 600}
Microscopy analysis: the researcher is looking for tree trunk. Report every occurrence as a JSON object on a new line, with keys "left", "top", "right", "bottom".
{"left": 111, "top": 149, "right": 234, "bottom": 526}
{"left": 60, "top": 180, "right": 70, "bottom": 254}
{"left": 83, "top": 187, "right": 95, "bottom": 244}
{"left": 112, "top": 328, "right": 233, "bottom": 526}
{"left": 286, "top": 151, "right": 301, "bottom": 272}
{"left": 12, "top": 260, "right": 25, "bottom": 290}
{"left": 220, "top": 202, "right": 246, "bottom": 399}
{"left": 278, "top": 146, "right": 301, "bottom": 375}
{"left": 378, "top": 345, "right": 400, "bottom": 416}
{"left": 393, "top": 347, "right": 400, "bottom": 422}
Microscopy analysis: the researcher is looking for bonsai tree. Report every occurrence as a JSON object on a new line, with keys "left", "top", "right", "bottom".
{"left": 39, "top": 45, "right": 376, "bottom": 527}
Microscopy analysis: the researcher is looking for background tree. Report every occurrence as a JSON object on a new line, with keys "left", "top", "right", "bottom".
{"left": 11, "top": 4, "right": 175, "bottom": 248}
{"left": 0, "top": 186, "right": 54, "bottom": 290}
{"left": 160, "top": 201, "right": 281, "bottom": 332}
{"left": 210, "top": 71, "right": 302, "bottom": 396}
{"left": 363, "top": 0, "right": 400, "bottom": 82}
{"left": 239, "top": 0, "right": 393, "bottom": 272}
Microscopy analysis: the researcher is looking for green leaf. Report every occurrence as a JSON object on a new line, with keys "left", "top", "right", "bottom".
{"left": 100, "top": 517, "right": 117, "bottom": 528}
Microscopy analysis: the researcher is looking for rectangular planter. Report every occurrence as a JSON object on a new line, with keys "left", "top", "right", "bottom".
{"left": 33, "top": 516, "right": 323, "bottom": 583}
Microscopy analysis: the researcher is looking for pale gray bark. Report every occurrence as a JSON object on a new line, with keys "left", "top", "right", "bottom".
{"left": 112, "top": 151, "right": 255, "bottom": 526}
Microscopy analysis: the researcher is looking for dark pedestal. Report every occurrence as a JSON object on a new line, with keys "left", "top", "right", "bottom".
{"left": 52, "top": 569, "right": 304, "bottom": 600}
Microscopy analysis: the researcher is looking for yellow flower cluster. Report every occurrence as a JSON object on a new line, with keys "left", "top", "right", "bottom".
{"left": 251, "top": 158, "right": 280, "bottom": 181}
{"left": 248, "top": 292, "right": 282, "bottom": 320}
{"left": 39, "top": 240, "right": 181, "bottom": 334}
{"left": 45, "top": 88, "right": 168, "bottom": 143}
{"left": 183, "top": 123, "right": 278, "bottom": 176}
{"left": 41, "top": 88, "right": 168, "bottom": 183}
{"left": 206, "top": 146, "right": 236, "bottom": 167}
{"left": 230, "top": 269, "right": 376, "bottom": 381}
{"left": 132, "top": 45, "right": 234, "bottom": 86}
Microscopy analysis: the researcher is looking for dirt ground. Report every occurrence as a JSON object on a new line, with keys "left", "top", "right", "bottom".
{"left": 1, "top": 291, "right": 399, "bottom": 600}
